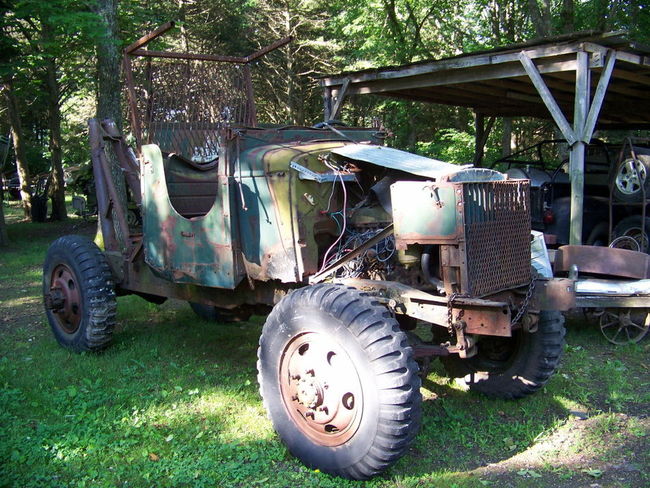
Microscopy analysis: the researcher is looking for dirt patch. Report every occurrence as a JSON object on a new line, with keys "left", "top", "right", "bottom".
{"left": 473, "top": 414, "right": 649, "bottom": 487}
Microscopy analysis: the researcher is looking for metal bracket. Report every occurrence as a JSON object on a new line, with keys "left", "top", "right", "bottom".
{"left": 289, "top": 161, "right": 357, "bottom": 183}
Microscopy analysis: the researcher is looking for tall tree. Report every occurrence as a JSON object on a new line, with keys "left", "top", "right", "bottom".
{"left": 1, "top": 78, "right": 31, "bottom": 218}
{"left": 527, "top": 0, "right": 552, "bottom": 38}
{"left": 90, "top": 0, "right": 121, "bottom": 125}
{"left": 0, "top": 4, "right": 31, "bottom": 219}
{"left": 6, "top": 0, "right": 100, "bottom": 221}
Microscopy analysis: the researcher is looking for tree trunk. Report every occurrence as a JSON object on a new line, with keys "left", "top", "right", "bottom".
{"left": 560, "top": 0, "right": 575, "bottom": 34}
{"left": 91, "top": 0, "right": 122, "bottom": 128}
{"left": 2, "top": 79, "right": 32, "bottom": 219}
{"left": 45, "top": 53, "right": 67, "bottom": 221}
{"left": 501, "top": 117, "right": 513, "bottom": 157}
{"left": 527, "top": 0, "right": 552, "bottom": 38}
{"left": 0, "top": 174, "right": 8, "bottom": 246}
{"left": 91, "top": 0, "right": 126, "bottom": 246}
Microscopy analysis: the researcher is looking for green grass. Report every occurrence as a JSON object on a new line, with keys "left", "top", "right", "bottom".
{"left": 1, "top": 198, "right": 648, "bottom": 487}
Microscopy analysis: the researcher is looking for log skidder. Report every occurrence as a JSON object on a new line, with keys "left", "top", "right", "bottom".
{"left": 42, "top": 23, "right": 577, "bottom": 481}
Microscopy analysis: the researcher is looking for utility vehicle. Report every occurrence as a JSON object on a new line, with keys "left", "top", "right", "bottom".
{"left": 43, "top": 23, "right": 574, "bottom": 479}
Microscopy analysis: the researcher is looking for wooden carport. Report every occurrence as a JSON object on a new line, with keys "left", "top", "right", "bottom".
{"left": 320, "top": 32, "right": 650, "bottom": 245}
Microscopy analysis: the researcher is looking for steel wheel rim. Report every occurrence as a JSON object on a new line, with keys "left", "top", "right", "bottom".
{"left": 50, "top": 264, "right": 82, "bottom": 333}
{"left": 279, "top": 331, "right": 363, "bottom": 447}
{"left": 615, "top": 158, "right": 646, "bottom": 196}
{"left": 619, "top": 226, "right": 649, "bottom": 253}
{"left": 598, "top": 308, "right": 650, "bottom": 344}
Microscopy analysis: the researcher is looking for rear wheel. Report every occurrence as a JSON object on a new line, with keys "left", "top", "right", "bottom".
{"left": 257, "top": 284, "right": 421, "bottom": 480}
{"left": 440, "top": 311, "right": 565, "bottom": 399}
{"left": 594, "top": 308, "right": 650, "bottom": 344}
{"left": 43, "top": 235, "right": 117, "bottom": 352}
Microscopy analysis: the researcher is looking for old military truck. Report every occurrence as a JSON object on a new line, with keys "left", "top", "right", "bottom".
{"left": 42, "top": 23, "right": 573, "bottom": 480}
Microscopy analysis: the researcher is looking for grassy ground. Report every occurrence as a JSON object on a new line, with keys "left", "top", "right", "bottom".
{"left": 1, "top": 198, "right": 648, "bottom": 488}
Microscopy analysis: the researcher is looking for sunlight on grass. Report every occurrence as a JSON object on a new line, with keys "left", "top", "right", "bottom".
{"left": 1, "top": 295, "right": 41, "bottom": 308}
{"left": 552, "top": 395, "right": 590, "bottom": 413}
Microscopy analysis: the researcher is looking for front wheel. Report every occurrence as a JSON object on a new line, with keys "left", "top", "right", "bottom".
{"left": 257, "top": 284, "right": 421, "bottom": 480}
{"left": 440, "top": 311, "right": 565, "bottom": 399}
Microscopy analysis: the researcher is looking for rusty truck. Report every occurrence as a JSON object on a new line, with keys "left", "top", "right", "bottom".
{"left": 42, "top": 23, "right": 578, "bottom": 479}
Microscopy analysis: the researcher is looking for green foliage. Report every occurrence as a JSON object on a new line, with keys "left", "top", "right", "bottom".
{"left": 417, "top": 129, "right": 475, "bottom": 164}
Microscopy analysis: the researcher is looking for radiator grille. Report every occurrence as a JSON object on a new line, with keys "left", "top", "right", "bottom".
{"left": 463, "top": 181, "right": 531, "bottom": 297}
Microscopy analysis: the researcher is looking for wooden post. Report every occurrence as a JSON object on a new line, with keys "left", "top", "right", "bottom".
{"left": 330, "top": 79, "right": 350, "bottom": 121}
{"left": 474, "top": 113, "right": 485, "bottom": 166}
{"left": 569, "top": 51, "right": 590, "bottom": 245}
{"left": 323, "top": 86, "right": 332, "bottom": 122}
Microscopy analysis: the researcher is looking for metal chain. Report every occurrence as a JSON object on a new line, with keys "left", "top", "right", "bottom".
{"left": 447, "top": 293, "right": 466, "bottom": 337}
{"left": 511, "top": 279, "right": 536, "bottom": 326}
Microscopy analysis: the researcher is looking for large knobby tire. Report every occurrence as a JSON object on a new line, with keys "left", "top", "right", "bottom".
{"left": 440, "top": 311, "right": 565, "bottom": 399}
{"left": 257, "top": 284, "right": 421, "bottom": 480}
{"left": 188, "top": 302, "right": 252, "bottom": 323}
{"left": 43, "top": 235, "right": 117, "bottom": 352}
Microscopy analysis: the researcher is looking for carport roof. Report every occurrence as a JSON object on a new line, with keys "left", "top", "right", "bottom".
{"left": 320, "top": 31, "right": 650, "bottom": 129}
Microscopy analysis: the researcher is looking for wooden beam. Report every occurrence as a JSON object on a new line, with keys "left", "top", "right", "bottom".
{"left": 323, "top": 86, "right": 333, "bottom": 121}
{"left": 330, "top": 78, "right": 350, "bottom": 121}
{"left": 345, "top": 57, "right": 581, "bottom": 98}
{"left": 611, "top": 67, "right": 650, "bottom": 86}
{"left": 519, "top": 52, "right": 576, "bottom": 144}
{"left": 569, "top": 51, "right": 589, "bottom": 245}
{"left": 321, "top": 41, "right": 594, "bottom": 87}
{"left": 582, "top": 50, "right": 616, "bottom": 142}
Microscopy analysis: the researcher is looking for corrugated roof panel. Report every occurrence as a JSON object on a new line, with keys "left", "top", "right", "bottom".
{"left": 330, "top": 144, "right": 469, "bottom": 179}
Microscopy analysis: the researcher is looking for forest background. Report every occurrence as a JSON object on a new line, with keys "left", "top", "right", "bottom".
{"left": 0, "top": 0, "right": 648, "bottom": 231}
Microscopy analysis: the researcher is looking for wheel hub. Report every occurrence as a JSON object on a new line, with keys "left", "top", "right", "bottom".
{"left": 47, "top": 264, "right": 82, "bottom": 334}
{"left": 296, "top": 375, "right": 323, "bottom": 409}
{"left": 279, "top": 331, "right": 363, "bottom": 446}
{"left": 616, "top": 158, "right": 646, "bottom": 195}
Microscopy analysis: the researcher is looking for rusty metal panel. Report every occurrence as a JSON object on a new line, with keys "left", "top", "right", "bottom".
{"left": 390, "top": 181, "right": 461, "bottom": 247}
{"left": 141, "top": 144, "right": 243, "bottom": 289}
{"left": 554, "top": 245, "right": 650, "bottom": 279}
{"left": 463, "top": 180, "right": 531, "bottom": 296}
{"left": 530, "top": 278, "right": 576, "bottom": 311}
{"left": 330, "top": 145, "right": 466, "bottom": 179}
